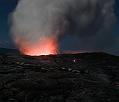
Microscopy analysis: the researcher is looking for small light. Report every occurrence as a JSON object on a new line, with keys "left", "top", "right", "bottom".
{"left": 73, "top": 59, "right": 76, "bottom": 63}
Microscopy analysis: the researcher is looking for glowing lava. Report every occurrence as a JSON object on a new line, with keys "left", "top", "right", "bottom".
{"left": 15, "top": 36, "right": 58, "bottom": 56}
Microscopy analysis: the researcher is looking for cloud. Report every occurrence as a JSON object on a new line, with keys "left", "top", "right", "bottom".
{"left": 11, "top": 0, "right": 116, "bottom": 54}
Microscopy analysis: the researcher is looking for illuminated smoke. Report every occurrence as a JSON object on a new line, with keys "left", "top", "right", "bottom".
{"left": 15, "top": 36, "right": 58, "bottom": 56}
{"left": 11, "top": 0, "right": 116, "bottom": 55}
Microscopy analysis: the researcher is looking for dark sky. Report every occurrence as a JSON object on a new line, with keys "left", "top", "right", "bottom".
{"left": 0, "top": 0, "right": 119, "bottom": 55}
{"left": 0, "top": 0, "right": 18, "bottom": 48}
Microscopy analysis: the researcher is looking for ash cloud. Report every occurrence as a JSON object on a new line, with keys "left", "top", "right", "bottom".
{"left": 11, "top": 0, "right": 116, "bottom": 53}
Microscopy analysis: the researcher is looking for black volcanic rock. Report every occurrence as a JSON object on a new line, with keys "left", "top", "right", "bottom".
{"left": 0, "top": 49, "right": 119, "bottom": 102}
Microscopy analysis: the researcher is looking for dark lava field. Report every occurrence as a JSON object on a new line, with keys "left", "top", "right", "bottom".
{"left": 0, "top": 49, "right": 119, "bottom": 102}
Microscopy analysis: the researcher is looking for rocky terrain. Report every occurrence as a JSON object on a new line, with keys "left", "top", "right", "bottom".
{"left": 0, "top": 49, "right": 119, "bottom": 102}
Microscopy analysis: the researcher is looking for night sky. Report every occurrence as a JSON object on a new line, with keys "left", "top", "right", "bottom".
{"left": 0, "top": 0, "right": 119, "bottom": 55}
{"left": 0, "top": 0, "right": 18, "bottom": 48}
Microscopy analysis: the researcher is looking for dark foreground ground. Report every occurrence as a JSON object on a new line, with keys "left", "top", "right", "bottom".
{"left": 0, "top": 50, "right": 119, "bottom": 102}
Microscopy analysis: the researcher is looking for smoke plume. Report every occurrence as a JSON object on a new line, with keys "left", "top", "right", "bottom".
{"left": 11, "top": 0, "right": 116, "bottom": 55}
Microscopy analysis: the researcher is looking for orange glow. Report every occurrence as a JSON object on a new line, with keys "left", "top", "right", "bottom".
{"left": 15, "top": 36, "right": 58, "bottom": 56}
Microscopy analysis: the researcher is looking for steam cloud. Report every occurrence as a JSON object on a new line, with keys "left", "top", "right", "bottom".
{"left": 11, "top": 0, "right": 116, "bottom": 54}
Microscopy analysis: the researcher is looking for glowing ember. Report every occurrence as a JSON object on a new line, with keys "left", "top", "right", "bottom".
{"left": 15, "top": 36, "right": 58, "bottom": 56}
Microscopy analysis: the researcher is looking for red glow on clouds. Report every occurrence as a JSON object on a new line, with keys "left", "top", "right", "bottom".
{"left": 15, "top": 36, "right": 58, "bottom": 56}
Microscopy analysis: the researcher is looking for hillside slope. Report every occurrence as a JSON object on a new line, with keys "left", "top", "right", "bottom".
{"left": 0, "top": 49, "right": 119, "bottom": 102}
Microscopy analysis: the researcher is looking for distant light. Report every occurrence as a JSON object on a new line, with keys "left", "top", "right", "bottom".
{"left": 73, "top": 59, "right": 76, "bottom": 63}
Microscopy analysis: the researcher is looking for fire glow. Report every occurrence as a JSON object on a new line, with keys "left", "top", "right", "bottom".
{"left": 15, "top": 36, "right": 58, "bottom": 56}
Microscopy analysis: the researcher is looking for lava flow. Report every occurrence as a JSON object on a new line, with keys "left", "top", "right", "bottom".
{"left": 15, "top": 36, "right": 58, "bottom": 56}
